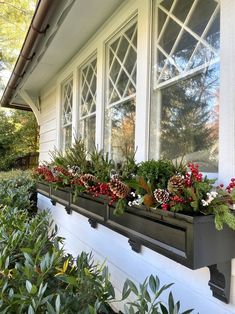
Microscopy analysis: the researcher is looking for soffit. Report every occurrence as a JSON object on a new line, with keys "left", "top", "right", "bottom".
{"left": 22, "top": 0, "right": 125, "bottom": 95}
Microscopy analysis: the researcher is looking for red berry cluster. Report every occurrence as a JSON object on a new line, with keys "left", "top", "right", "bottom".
{"left": 87, "top": 182, "right": 118, "bottom": 205}
{"left": 54, "top": 166, "right": 71, "bottom": 178}
{"left": 226, "top": 178, "right": 235, "bottom": 193}
{"left": 35, "top": 166, "right": 58, "bottom": 183}
{"left": 170, "top": 195, "right": 186, "bottom": 204}
{"left": 185, "top": 163, "right": 203, "bottom": 186}
{"left": 71, "top": 177, "right": 84, "bottom": 186}
{"left": 161, "top": 203, "right": 169, "bottom": 211}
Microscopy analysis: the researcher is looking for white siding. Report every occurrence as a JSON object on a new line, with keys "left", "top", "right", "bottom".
{"left": 38, "top": 194, "right": 235, "bottom": 313}
{"left": 39, "top": 87, "right": 57, "bottom": 163}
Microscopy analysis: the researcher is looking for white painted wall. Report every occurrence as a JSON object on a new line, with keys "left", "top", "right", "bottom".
{"left": 39, "top": 87, "right": 57, "bottom": 163}
{"left": 36, "top": 0, "right": 235, "bottom": 313}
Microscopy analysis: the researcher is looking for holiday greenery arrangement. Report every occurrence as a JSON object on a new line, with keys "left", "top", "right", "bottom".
{"left": 35, "top": 139, "right": 235, "bottom": 231}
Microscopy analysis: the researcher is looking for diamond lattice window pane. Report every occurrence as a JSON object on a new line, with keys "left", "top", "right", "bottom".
{"left": 205, "top": 11, "right": 220, "bottom": 50}
{"left": 107, "top": 21, "right": 137, "bottom": 105}
{"left": 172, "top": 31, "right": 198, "bottom": 71}
{"left": 187, "top": 0, "right": 217, "bottom": 36}
{"left": 158, "top": 9, "right": 167, "bottom": 36}
{"left": 161, "top": 0, "right": 174, "bottom": 11}
{"left": 172, "top": 0, "right": 194, "bottom": 23}
{"left": 62, "top": 78, "right": 73, "bottom": 126}
{"left": 155, "top": 0, "right": 220, "bottom": 86}
{"left": 80, "top": 57, "right": 97, "bottom": 117}
{"left": 158, "top": 18, "right": 181, "bottom": 54}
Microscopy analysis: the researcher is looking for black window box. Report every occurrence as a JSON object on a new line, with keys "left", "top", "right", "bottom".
{"left": 37, "top": 181, "right": 50, "bottom": 197}
{"left": 106, "top": 205, "right": 235, "bottom": 270}
{"left": 50, "top": 187, "right": 71, "bottom": 206}
{"left": 70, "top": 193, "right": 107, "bottom": 223}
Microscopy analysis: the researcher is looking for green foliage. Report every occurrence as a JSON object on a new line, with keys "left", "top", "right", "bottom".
{"left": 0, "top": 0, "right": 36, "bottom": 67}
{"left": 0, "top": 206, "right": 116, "bottom": 313}
{"left": 89, "top": 148, "right": 115, "bottom": 182}
{"left": 0, "top": 110, "right": 16, "bottom": 170}
{"left": 50, "top": 138, "right": 89, "bottom": 173}
{"left": 122, "top": 275, "right": 193, "bottom": 314}
{"left": 0, "top": 169, "right": 32, "bottom": 181}
{"left": 120, "top": 150, "right": 138, "bottom": 181}
{"left": 0, "top": 109, "right": 39, "bottom": 171}
{"left": 0, "top": 170, "right": 36, "bottom": 211}
{"left": 12, "top": 110, "right": 39, "bottom": 154}
{"left": 137, "top": 160, "right": 175, "bottom": 189}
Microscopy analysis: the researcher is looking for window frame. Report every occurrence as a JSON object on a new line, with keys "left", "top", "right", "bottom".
{"left": 149, "top": 0, "right": 220, "bottom": 175}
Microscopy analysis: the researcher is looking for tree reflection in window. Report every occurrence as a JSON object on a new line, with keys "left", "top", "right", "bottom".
{"left": 150, "top": 0, "right": 220, "bottom": 172}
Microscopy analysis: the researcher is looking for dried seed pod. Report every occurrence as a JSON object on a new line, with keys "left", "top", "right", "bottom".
{"left": 109, "top": 178, "right": 129, "bottom": 199}
{"left": 80, "top": 174, "right": 97, "bottom": 187}
{"left": 167, "top": 175, "right": 185, "bottom": 194}
{"left": 153, "top": 188, "right": 170, "bottom": 204}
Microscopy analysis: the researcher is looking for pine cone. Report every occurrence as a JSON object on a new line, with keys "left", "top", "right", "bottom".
{"left": 80, "top": 174, "right": 97, "bottom": 187}
{"left": 167, "top": 175, "right": 185, "bottom": 194}
{"left": 109, "top": 178, "right": 129, "bottom": 199}
{"left": 153, "top": 189, "right": 169, "bottom": 204}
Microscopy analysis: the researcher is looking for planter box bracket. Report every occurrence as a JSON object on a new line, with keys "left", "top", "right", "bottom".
{"left": 88, "top": 218, "right": 97, "bottom": 229}
{"left": 208, "top": 261, "right": 231, "bottom": 304}
{"left": 128, "top": 238, "right": 141, "bottom": 253}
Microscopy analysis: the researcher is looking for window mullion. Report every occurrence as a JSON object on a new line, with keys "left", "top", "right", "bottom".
{"left": 184, "top": 4, "right": 220, "bottom": 72}
{"left": 157, "top": 0, "right": 199, "bottom": 84}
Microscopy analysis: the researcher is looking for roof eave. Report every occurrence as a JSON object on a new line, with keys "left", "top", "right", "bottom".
{"left": 0, "top": 0, "right": 61, "bottom": 111}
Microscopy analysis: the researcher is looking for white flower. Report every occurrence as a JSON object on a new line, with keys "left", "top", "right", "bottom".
{"left": 202, "top": 199, "right": 209, "bottom": 207}
{"left": 210, "top": 191, "right": 218, "bottom": 198}
{"left": 202, "top": 191, "right": 218, "bottom": 206}
{"left": 128, "top": 201, "right": 133, "bottom": 207}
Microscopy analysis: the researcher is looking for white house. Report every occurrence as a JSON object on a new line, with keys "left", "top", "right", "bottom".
{"left": 1, "top": 0, "right": 235, "bottom": 312}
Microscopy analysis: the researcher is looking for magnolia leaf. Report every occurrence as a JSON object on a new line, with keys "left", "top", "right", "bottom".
{"left": 160, "top": 303, "right": 168, "bottom": 314}
{"left": 122, "top": 280, "right": 131, "bottom": 300}
{"left": 28, "top": 305, "right": 35, "bottom": 314}
{"left": 168, "top": 291, "right": 174, "bottom": 312}
{"left": 126, "top": 279, "right": 138, "bottom": 296}
{"left": 55, "top": 295, "right": 61, "bottom": 314}
{"left": 149, "top": 275, "right": 157, "bottom": 293}
{"left": 26, "top": 280, "right": 32, "bottom": 293}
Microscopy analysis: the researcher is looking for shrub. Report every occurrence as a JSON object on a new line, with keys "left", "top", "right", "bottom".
{"left": 137, "top": 160, "right": 176, "bottom": 189}
{"left": 0, "top": 207, "right": 115, "bottom": 313}
{"left": 0, "top": 170, "right": 36, "bottom": 212}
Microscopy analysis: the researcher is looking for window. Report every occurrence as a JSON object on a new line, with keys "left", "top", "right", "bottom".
{"left": 79, "top": 56, "right": 97, "bottom": 152}
{"left": 150, "top": 0, "right": 220, "bottom": 173}
{"left": 61, "top": 77, "right": 73, "bottom": 149}
{"left": 104, "top": 19, "right": 137, "bottom": 161}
